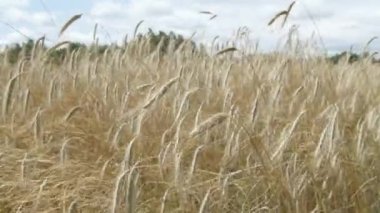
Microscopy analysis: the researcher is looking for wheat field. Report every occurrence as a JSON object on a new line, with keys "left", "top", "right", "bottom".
{"left": 0, "top": 30, "right": 379, "bottom": 212}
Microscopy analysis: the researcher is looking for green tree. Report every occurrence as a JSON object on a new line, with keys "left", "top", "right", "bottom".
{"left": 135, "top": 29, "right": 197, "bottom": 54}
{"left": 4, "top": 39, "right": 35, "bottom": 63}
{"left": 329, "top": 51, "right": 361, "bottom": 64}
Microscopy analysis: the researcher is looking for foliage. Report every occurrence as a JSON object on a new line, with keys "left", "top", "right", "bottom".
{"left": 1, "top": 31, "right": 199, "bottom": 64}
{"left": 3, "top": 39, "right": 34, "bottom": 64}
{"left": 328, "top": 51, "right": 380, "bottom": 64}
{"left": 144, "top": 28, "right": 196, "bottom": 54}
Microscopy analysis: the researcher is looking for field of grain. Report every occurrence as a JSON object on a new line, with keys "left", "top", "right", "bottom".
{"left": 0, "top": 29, "right": 379, "bottom": 212}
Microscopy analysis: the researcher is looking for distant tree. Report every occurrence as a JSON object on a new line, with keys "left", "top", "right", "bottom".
{"left": 4, "top": 43, "right": 22, "bottom": 64}
{"left": 329, "top": 51, "right": 361, "bottom": 64}
{"left": 1, "top": 30, "right": 204, "bottom": 64}
{"left": 4, "top": 39, "right": 35, "bottom": 63}
{"left": 133, "top": 29, "right": 197, "bottom": 55}
{"left": 46, "top": 42, "right": 87, "bottom": 64}
{"left": 22, "top": 39, "right": 34, "bottom": 57}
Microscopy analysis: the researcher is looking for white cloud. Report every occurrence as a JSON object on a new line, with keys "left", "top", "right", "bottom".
{"left": 1, "top": 8, "right": 53, "bottom": 27}
{"left": 1, "top": 0, "right": 380, "bottom": 53}
{"left": 90, "top": 1, "right": 127, "bottom": 18}
{"left": 0, "top": 0, "right": 29, "bottom": 8}
{"left": 1, "top": 27, "right": 35, "bottom": 44}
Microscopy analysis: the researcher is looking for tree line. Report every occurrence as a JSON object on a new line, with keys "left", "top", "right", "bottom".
{"left": 1, "top": 29, "right": 379, "bottom": 65}
{"left": 1, "top": 29, "right": 199, "bottom": 64}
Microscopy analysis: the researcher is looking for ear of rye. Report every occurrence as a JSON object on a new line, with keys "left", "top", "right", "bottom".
{"left": 216, "top": 47, "right": 238, "bottom": 56}
{"left": 190, "top": 113, "right": 229, "bottom": 137}
{"left": 268, "top": 11, "right": 287, "bottom": 26}
{"left": 282, "top": 1, "right": 296, "bottom": 27}
{"left": 143, "top": 77, "right": 179, "bottom": 109}
{"left": 134, "top": 20, "right": 144, "bottom": 38}
{"left": 2, "top": 74, "right": 21, "bottom": 119}
{"left": 59, "top": 14, "right": 82, "bottom": 37}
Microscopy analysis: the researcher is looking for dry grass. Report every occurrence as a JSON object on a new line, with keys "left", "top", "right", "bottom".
{"left": 0, "top": 31, "right": 379, "bottom": 213}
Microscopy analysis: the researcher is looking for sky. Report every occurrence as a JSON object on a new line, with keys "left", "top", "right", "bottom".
{"left": 0, "top": 0, "right": 379, "bottom": 54}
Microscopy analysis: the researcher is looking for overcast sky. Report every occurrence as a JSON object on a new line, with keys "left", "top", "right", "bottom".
{"left": 0, "top": 0, "right": 379, "bottom": 53}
